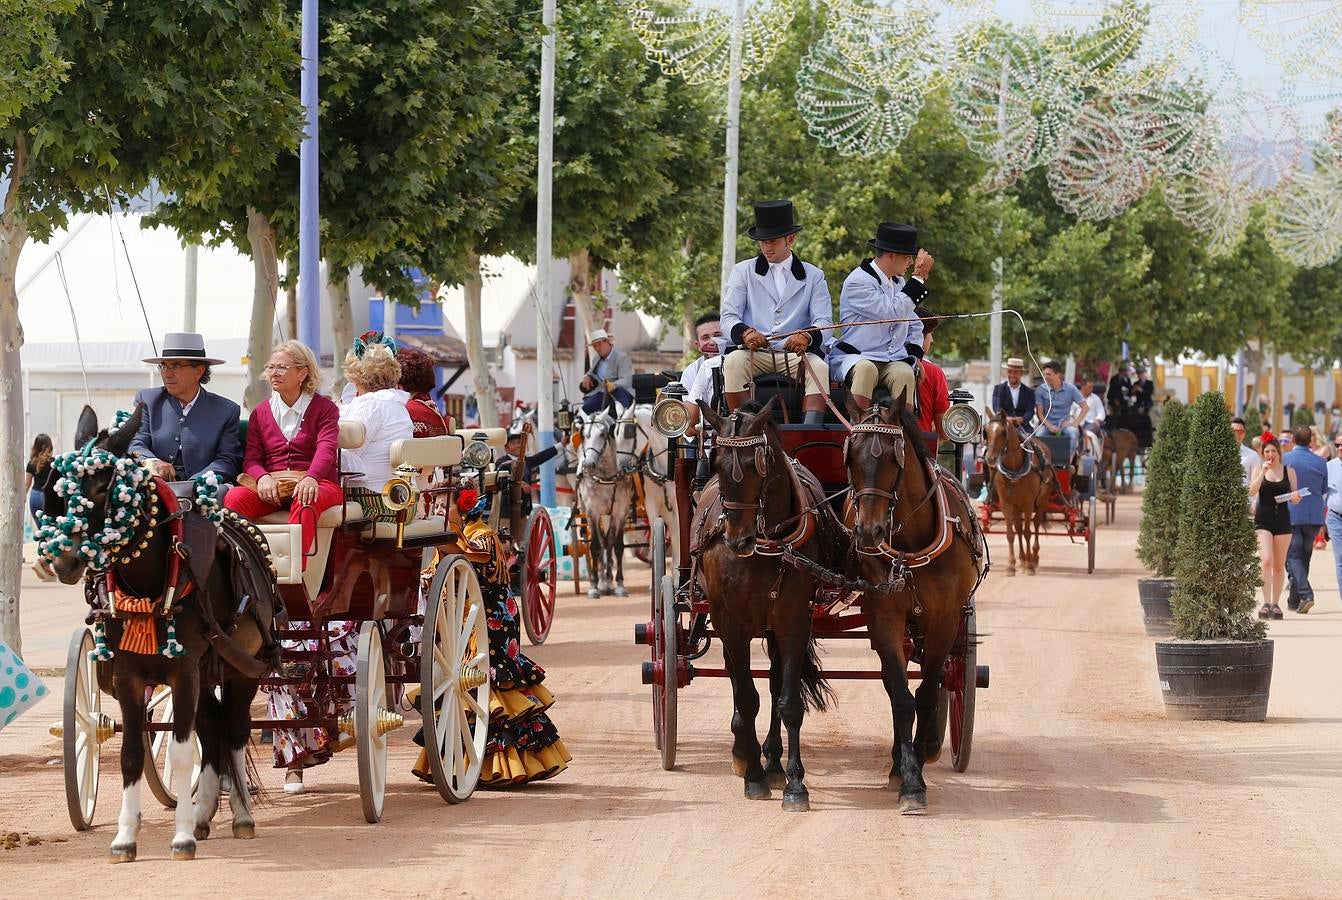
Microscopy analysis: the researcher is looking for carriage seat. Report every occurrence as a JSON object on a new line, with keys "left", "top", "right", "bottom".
{"left": 1034, "top": 434, "right": 1074, "bottom": 468}
{"left": 365, "top": 434, "right": 466, "bottom": 541}
{"left": 258, "top": 420, "right": 372, "bottom": 593}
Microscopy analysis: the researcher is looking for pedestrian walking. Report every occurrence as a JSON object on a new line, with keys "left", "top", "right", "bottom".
{"left": 1232, "top": 417, "right": 1260, "bottom": 487}
{"left": 1326, "top": 442, "right": 1342, "bottom": 609}
{"left": 1250, "top": 439, "right": 1300, "bottom": 620}
{"left": 1283, "top": 425, "right": 1329, "bottom": 613}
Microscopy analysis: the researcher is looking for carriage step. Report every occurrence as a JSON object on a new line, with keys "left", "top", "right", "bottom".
{"left": 977, "top": 665, "right": 990, "bottom": 689}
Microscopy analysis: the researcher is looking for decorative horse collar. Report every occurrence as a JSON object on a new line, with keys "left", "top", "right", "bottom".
{"left": 995, "top": 443, "right": 1036, "bottom": 481}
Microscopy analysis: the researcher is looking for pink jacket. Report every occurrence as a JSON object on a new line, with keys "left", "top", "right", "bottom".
{"left": 243, "top": 393, "right": 341, "bottom": 485}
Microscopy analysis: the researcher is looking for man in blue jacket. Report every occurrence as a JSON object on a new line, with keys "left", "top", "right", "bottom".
{"left": 130, "top": 332, "right": 243, "bottom": 483}
{"left": 1283, "top": 425, "right": 1329, "bottom": 613}
{"left": 991, "top": 357, "right": 1036, "bottom": 431}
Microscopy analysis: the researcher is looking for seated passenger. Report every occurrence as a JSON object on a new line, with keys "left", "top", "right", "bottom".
{"left": 398, "top": 345, "right": 451, "bottom": 437}
{"left": 1036, "top": 360, "right": 1086, "bottom": 461}
{"left": 130, "top": 332, "right": 243, "bottom": 483}
{"left": 338, "top": 334, "right": 414, "bottom": 494}
{"left": 720, "top": 200, "right": 832, "bottom": 424}
{"left": 991, "top": 357, "right": 1036, "bottom": 432}
{"left": 828, "top": 223, "right": 931, "bottom": 414}
{"left": 679, "top": 311, "right": 724, "bottom": 427}
{"left": 579, "top": 329, "right": 634, "bottom": 414}
{"left": 224, "top": 340, "right": 342, "bottom": 555}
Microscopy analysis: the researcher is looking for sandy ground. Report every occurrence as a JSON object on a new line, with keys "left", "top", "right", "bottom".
{"left": 2, "top": 493, "right": 1341, "bottom": 898}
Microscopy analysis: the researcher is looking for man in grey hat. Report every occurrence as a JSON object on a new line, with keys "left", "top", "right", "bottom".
{"left": 580, "top": 328, "right": 634, "bottom": 413}
{"left": 130, "top": 332, "right": 243, "bottom": 482}
{"left": 720, "top": 199, "right": 833, "bottom": 424}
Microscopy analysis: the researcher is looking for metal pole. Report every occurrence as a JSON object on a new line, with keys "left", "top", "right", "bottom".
{"left": 989, "top": 57, "right": 1008, "bottom": 382}
{"left": 719, "top": 0, "right": 746, "bottom": 295}
{"left": 537, "top": 0, "right": 558, "bottom": 508}
{"left": 183, "top": 243, "right": 198, "bottom": 332}
{"left": 298, "top": 0, "right": 321, "bottom": 352}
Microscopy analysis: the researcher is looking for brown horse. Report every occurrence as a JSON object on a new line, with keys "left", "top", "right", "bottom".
{"left": 693, "top": 398, "right": 845, "bottom": 811}
{"left": 1102, "top": 427, "right": 1141, "bottom": 493}
{"left": 845, "top": 396, "right": 987, "bottom": 813}
{"left": 983, "top": 410, "right": 1053, "bottom": 575}
{"left": 42, "top": 407, "right": 278, "bottom": 861}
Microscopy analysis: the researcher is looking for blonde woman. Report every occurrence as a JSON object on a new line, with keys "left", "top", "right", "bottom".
{"left": 339, "top": 333, "right": 413, "bottom": 493}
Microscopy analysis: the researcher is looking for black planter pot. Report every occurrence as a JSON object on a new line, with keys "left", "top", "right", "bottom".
{"left": 1154, "top": 639, "right": 1273, "bottom": 722}
{"left": 1138, "top": 576, "right": 1174, "bottom": 637}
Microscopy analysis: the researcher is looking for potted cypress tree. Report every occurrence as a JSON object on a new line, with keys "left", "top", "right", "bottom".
{"left": 1155, "top": 392, "right": 1271, "bottom": 721}
{"left": 1135, "top": 399, "right": 1187, "bottom": 636}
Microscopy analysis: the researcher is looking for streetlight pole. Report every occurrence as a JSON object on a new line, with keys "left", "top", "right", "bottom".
{"left": 183, "top": 243, "right": 198, "bottom": 332}
{"left": 537, "top": 0, "right": 558, "bottom": 508}
{"left": 298, "top": 0, "right": 321, "bottom": 353}
{"left": 718, "top": 0, "right": 746, "bottom": 294}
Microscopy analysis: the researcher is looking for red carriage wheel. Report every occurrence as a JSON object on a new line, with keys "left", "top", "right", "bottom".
{"left": 520, "top": 508, "right": 558, "bottom": 645}
{"left": 937, "top": 607, "right": 977, "bottom": 773}
{"left": 651, "top": 576, "right": 664, "bottom": 752}
{"left": 1087, "top": 497, "right": 1097, "bottom": 574}
{"left": 656, "top": 573, "right": 679, "bottom": 771}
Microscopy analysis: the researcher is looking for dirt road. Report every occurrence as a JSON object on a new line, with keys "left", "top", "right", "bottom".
{"left": 3, "top": 494, "right": 1341, "bottom": 898}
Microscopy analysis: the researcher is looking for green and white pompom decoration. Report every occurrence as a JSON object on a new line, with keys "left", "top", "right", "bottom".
{"left": 193, "top": 471, "right": 224, "bottom": 524}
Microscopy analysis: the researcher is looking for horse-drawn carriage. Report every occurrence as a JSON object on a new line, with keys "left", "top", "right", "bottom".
{"left": 633, "top": 375, "right": 990, "bottom": 813}
{"left": 53, "top": 411, "right": 557, "bottom": 849}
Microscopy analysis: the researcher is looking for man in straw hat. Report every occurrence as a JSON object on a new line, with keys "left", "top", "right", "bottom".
{"left": 991, "top": 356, "right": 1036, "bottom": 431}
{"left": 829, "top": 222, "right": 933, "bottom": 413}
{"left": 579, "top": 328, "right": 634, "bottom": 413}
{"left": 130, "top": 332, "right": 243, "bottom": 482}
{"left": 719, "top": 199, "right": 833, "bottom": 424}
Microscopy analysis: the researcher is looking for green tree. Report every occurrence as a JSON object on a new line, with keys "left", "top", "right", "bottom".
{"left": 1136, "top": 399, "right": 1186, "bottom": 576}
{"left": 1170, "top": 392, "right": 1265, "bottom": 641}
{"left": 1, "top": 1, "right": 296, "bottom": 653}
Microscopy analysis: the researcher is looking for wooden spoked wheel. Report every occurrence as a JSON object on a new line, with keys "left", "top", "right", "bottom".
{"left": 520, "top": 508, "right": 558, "bottom": 645}
{"left": 650, "top": 519, "right": 665, "bottom": 623}
{"left": 142, "top": 685, "right": 202, "bottom": 809}
{"left": 1087, "top": 497, "right": 1097, "bottom": 574}
{"left": 657, "top": 573, "right": 679, "bottom": 771}
{"left": 62, "top": 628, "right": 103, "bottom": 831}
{"left": 421, "top": 555, "right": 490, "bottom": 804}
{"left": 356, "top": 621, "right": 392, "bottom": 823}
{"left": 937, "top": 607, "right": 978, "bottom": 773}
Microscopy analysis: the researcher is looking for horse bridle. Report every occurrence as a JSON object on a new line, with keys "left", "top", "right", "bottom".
{"left": 985, "top": 421, "right": 1035, "bottom": 481}
{"left": 847, "top": 417, "right": 941, "bottom": 550}
{"left": 580, "top": 415, "right": 640, "bottom": 484}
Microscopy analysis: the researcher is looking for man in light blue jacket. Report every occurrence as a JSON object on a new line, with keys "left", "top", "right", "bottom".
{"left": 1283, "top": 425, "right": 1329, "bottom": 613}
{"left": 720, "top": 200, "right": 833, "bottom": 424}
{"left": 828, "top": 223, "right": 933, "bottom": 412}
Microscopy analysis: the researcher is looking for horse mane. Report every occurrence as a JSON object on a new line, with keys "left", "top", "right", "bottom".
{"left": 900, "top": 406, "right": 932, "bottom": 471}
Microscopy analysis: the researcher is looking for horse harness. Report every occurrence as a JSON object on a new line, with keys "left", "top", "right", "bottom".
{"left": 712, "top": 432, "right": 817, "bottom": 555}
{"left": 578, "top": 414, "right": 640, "bottom": 486}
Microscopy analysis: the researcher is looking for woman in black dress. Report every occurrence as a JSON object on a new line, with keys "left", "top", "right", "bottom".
{"left": 1250, "top": 439, "right": 1299, "bottom": 619}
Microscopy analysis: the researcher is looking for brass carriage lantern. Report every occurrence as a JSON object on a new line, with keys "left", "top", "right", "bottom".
{"left": 556, "top": 400, "right": 573, "bottom": 433}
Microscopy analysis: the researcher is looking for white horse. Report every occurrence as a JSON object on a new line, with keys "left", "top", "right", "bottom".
{"left": 575, "top": 408, "right": 639, "bottom": 598}
{"left": 633, "top": 403, "right": 679, "bottom": 571}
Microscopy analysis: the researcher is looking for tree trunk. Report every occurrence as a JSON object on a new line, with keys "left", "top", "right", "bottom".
{"left": 244, "top": 208, "right": 279, "bottom": 409}
{"left": 0, "top": 135, "right": 30, "bottom": 655}
{"left": 681, "top": 296, "right": 696, "bottom": 360}
{"left": 285, "top": 257, "right": 298, "bottom": 340}
{"left": 328, "top": 274, "right": 353, "bottom": 397}
{"left": 568, "top": 248, "right": 599, "bottom": 374}
{"left": 464, "top": 250, "right": 500, "bottom": 427}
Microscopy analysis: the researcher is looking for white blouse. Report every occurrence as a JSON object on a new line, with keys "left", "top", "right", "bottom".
{"left": 339, "top": 388, "right": 413, "bottom": 489}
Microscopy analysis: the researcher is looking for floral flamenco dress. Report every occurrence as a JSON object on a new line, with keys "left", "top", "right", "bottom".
{"left": 413, "top": 507, "right": 571, "bottom": 787}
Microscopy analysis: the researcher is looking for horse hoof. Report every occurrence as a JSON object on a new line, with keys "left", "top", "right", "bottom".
{"left": 601, "top": 586, "right": 614, "bottom": 596}
{"left": 193, "top": 824, "right": 210, "bottom": 841}
{"left": 1026, "top": 568, "right": 1037, "bottom": 576}
{"left": 898, "top": 791, "right": 928, "bottom": 815}
{"left": 586, "top": 589, "right": 601, "bottom": 600}
{"left": 744, "top": 780, "right": 772, "bottom": 801}
{"left": 782, "top": 791, "right": 811, "bottom": 813}
{"left": 1006, "top": 568, "right": 1016, "bottom": 577}
{"left": 108, "top": 845, "right": 136, "bottom": 864}
{"left": 232, "top": 823, "right": 256, "bottom": 840}
{"left": 765, "top": 770, "right": 787, "bottom": 790}
{"left": 731, "top": 756, "right": 748, "bottom": 777}
{"left": 171, "top": 841, "right": 197, "bottom": 861}
{"left": 614, "top": 586, "right": 629, "bottom": 598}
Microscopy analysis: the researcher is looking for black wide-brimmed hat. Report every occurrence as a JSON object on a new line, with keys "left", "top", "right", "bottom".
{"left": 868, "top": 222, "right": 918, "bottom": 255}
{"left": 747, "top": 200, "right": 803, "bottom": 241}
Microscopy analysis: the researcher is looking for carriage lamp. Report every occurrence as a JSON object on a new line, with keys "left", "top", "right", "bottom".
{"left": 941, "top": 392, "right": 982, "bottom": 444}
{"left": 462, "top": 440, "right": 493, "bottom": 470}
{"left": 556, "top": 400, "right": 573, "bottom": 433}
{"left": 652, "top": 382, "right": 690, "bottom": 438}
{"left": 380, "top": 464, "right": 421, "bottom": 513}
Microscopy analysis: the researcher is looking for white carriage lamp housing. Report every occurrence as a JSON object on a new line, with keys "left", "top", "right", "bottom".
{"left": 941, "top": 390, "right": 982, "bottom": 444}
{"left": 462, "top": 440, "right": 493, "bottom": 470}
{"left": 652, "top": 382, "right": 690, "bottom": 438}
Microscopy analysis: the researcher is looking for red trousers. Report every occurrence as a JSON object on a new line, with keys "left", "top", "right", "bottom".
{"left": 224, "top": 481, "right": 344, "bottom": 561}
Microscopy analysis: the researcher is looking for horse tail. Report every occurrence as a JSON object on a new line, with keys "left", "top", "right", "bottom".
{"left": 800, "top": 634, "right": 836, "bottom": 713}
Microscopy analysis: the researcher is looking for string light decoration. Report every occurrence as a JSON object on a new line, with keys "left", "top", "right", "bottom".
{"left": 1240, "top": 0, "right": 1342, "bottom": 80}
{"left": 1264, "top": 163, "right": 1342, "bottom": 267}
{"left": 1222, "top": 90, "right": 1305, "bottom": 193}
{"left": 823, "top": 0, "right": 988, "bottom": 90}
{"left": 1162, "top": 145, "right": 1253, "bottom": 258}
{"left": 795, "top": 32, "right": 927, "bottom": 156}
{"left": 626, "top": 0, "right": 797, "bottom": 85}
{"left": 1046, "top": 97, "right": 1155, "bottom": 220}
{"left": 1032, "top": 0, "right": 1198, "bottom": 91}
{"left": 951, "top": 25, "right": 1085, "bottom": 177}
{"left": 1113, "top": 80, "right": 1209, "bottom": 176}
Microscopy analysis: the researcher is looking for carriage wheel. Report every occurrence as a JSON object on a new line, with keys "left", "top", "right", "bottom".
{"left": 421, "top": 555, "right": 490, "bottom": 804}
{"left": 657, "top": 573, "right": 679, "bottom": 771}
{"left": 937, "top": 607, "right": 977, "bottom": 773}
{"left": 631, "top": 519, "right": 652, "bottom": 566}
{"left": 356, "top": 621, "right": 392, "bottom": 823}
{"left": 521, "top": 508, "right": 558, "bottom": 645}
{"left": 650, "top": 576, "right": 664, "bottom": 752}
{"left": 1087, "top": 497, "right": 1097, "bottom": 575}
{"left": 142, "top": 685, "right": 202, "bottom": 809}
{"left": 650, "top": 519, "right": 666, "bottom": 622}
{"left": 62, "top": 628, "right": 104, "bottom": 831}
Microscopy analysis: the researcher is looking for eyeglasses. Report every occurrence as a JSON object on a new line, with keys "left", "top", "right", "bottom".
{"left": 157, "top": 362, "right": 201, "bottom": 372}
{"left": 263, "top": 364, "right": 307, "bottom": 375}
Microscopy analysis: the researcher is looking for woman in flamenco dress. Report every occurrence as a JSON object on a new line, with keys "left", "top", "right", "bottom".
{"left": 413, "top": 488, "right": 571, "bottom": 786}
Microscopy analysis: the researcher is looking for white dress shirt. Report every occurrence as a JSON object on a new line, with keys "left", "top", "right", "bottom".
{"left": 340, "top": 388, "right": 413, "bottom": 489}
{"left": 1326, "top": 457, "right": 1342, "bottom": 515}
{"left": 269, "top": 390, "right": 313, "bottom": 442}
{"left": 1084, "top": 393, "right": 1106, "bottom": 425}
{"left": 1240, "top": 444, "right": 1261, "bottom": 488}
{"left": 1008, "top": 384, "right": 1022, "bottom": 408}
{"left": 770, "top": 255, "right": 792, "bottom": 299}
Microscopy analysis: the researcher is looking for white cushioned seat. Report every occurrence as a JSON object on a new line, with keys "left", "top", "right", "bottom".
{"left": 339, "top": 419, "right": 367, "bottom": 449}
{"left": 456, "top": 427, "right": 508, "bottom": 449}
{"left": 368, "top": 515, "right": 450, "bottom": 541}
{"left": 390, "top": 434, "right": 464, "bottom": 469}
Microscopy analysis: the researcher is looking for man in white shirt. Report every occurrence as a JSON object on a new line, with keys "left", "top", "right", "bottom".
{"left": 1231, "top": 417, "right": 1260, "bottom": 487}
{"left": 678, "top": 311, "right": 723, "bottom": 399}
{"left": 1325, "top": 440, "right": 1342, "bottom": 606}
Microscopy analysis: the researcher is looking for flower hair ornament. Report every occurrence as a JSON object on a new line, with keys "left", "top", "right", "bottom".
{"left": 353, "top": 330, "right": 398, "bottom": 359}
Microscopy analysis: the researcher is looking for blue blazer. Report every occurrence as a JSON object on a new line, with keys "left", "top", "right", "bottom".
{"left": 129, "top": 387, "right": 243, "bottom": 482}
{"left": 1283, "top": 446, "right": 1329, "bottom": 526}
{"left": 992, "top": 381, "right": 1036, "bottom": 428}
